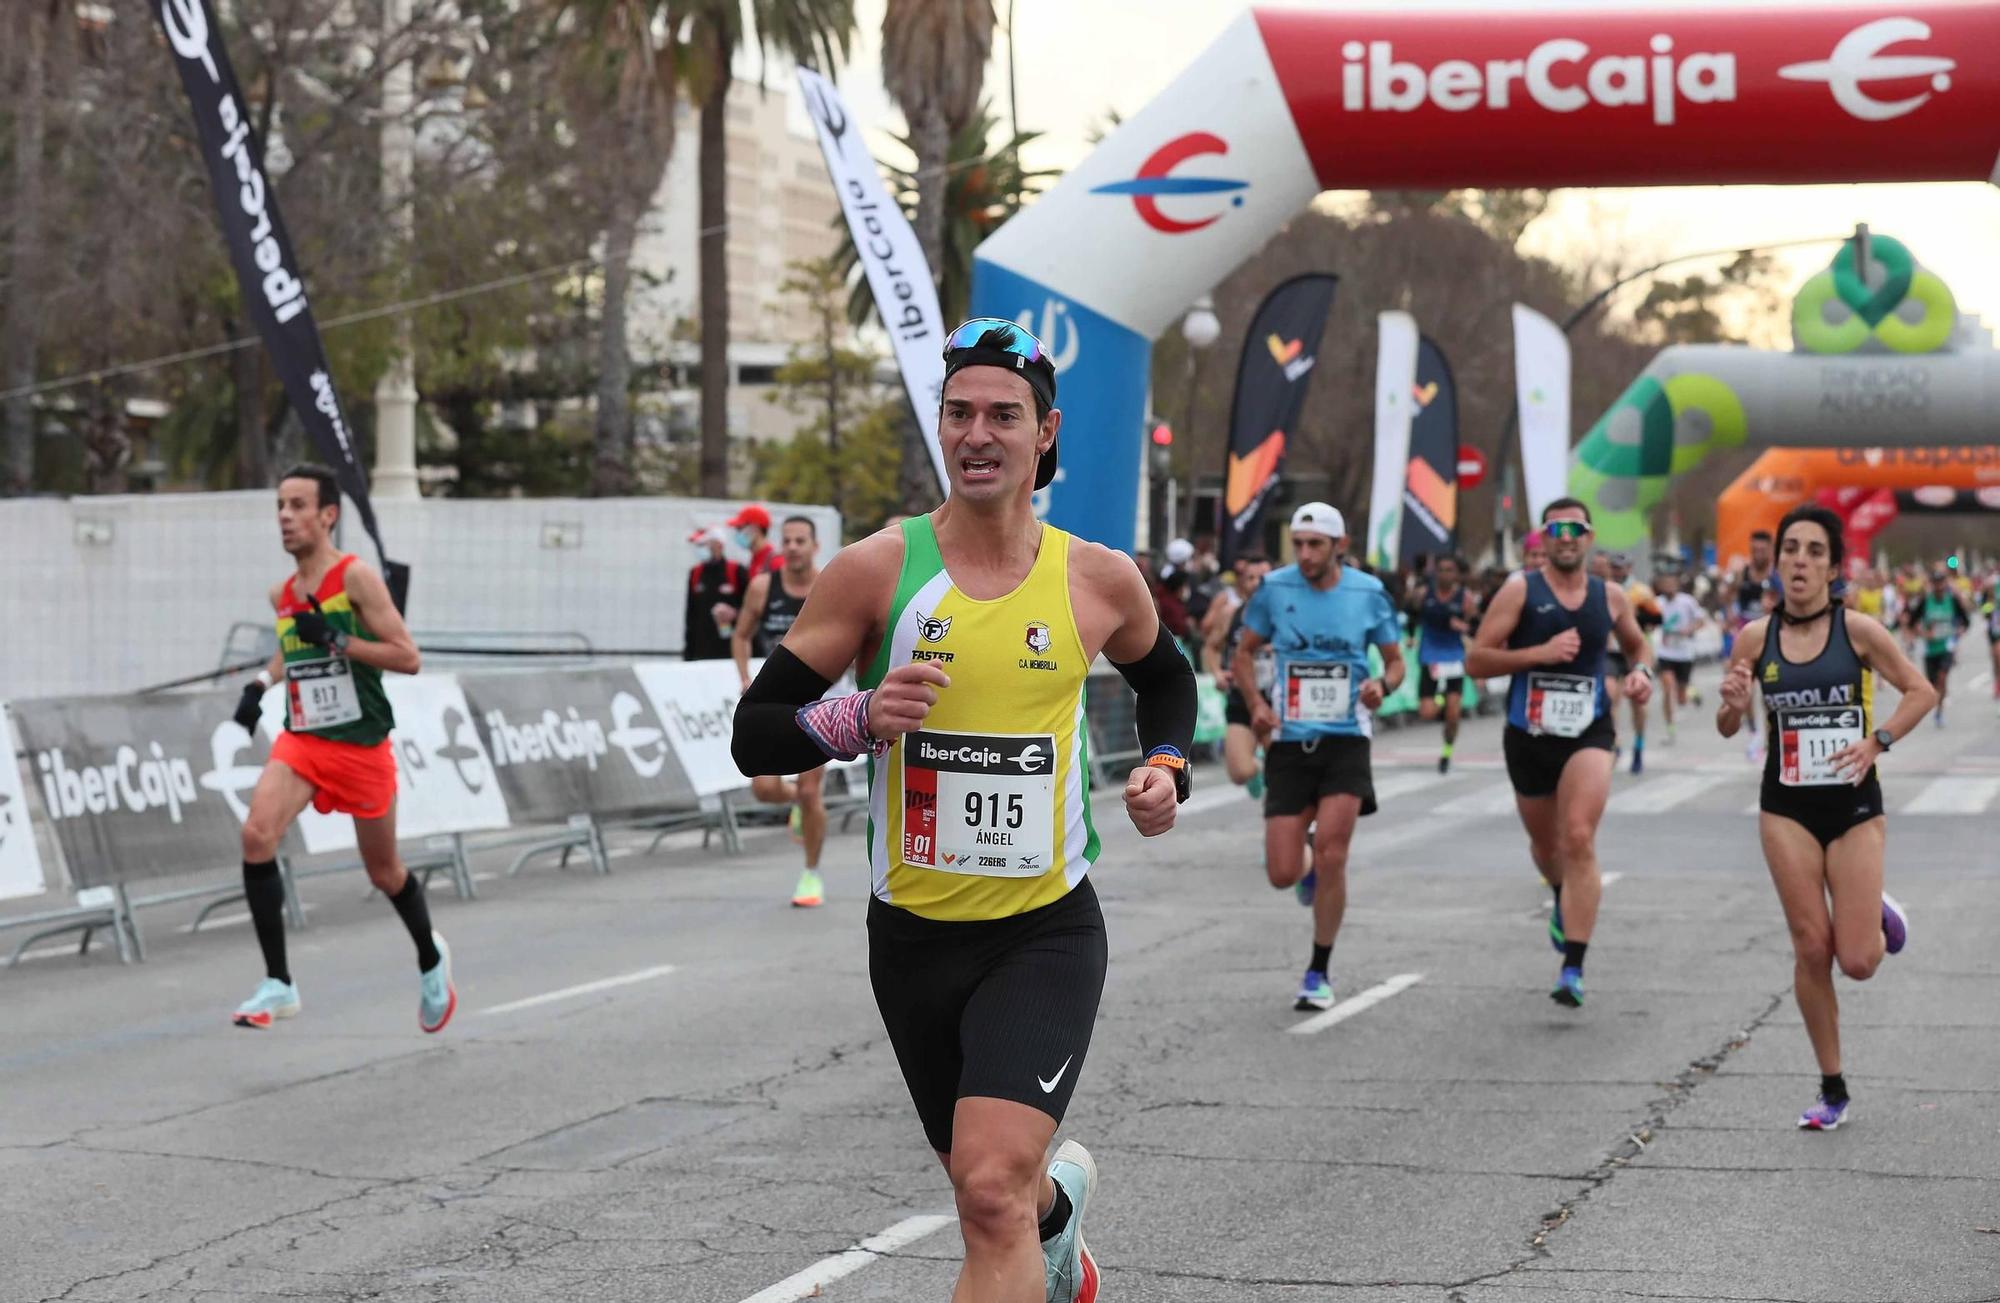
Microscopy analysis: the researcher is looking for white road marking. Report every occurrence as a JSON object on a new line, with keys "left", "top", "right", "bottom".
{"left": 1435, "top": 782, "right": 1520, "bottom": 817}
{"left": 735, "top": 1213, "right": 957, "bottom": 1303}
{"left": 480, "top": 964, "right": 678, "bottom": 1015}
{"left": 1174, "top": 785, "right": 1257, "bottom": 819}
{"left": 1536, "top": 871, "right": 1621, "bottom": 914}
{"left": 1900, "top": 776, "right": 2000, "bottom": 815}
{"left": 1372, "top": 769, "right": 1454, "bottom": 802}
{"left": 1970, "top": 670, "right": 1993, "bottom": 691}
{"left": 1288, "top": 972, "right": 1425, "bottom": 1035}
{"left": 1605, "top": 772, "right": 1730, "bottom": 815}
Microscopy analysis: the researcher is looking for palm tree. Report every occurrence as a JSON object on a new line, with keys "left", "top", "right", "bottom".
{"left": 551, "top": 0, "right": 683, "bottom": 497}
{"left": 685, "top": 0, "right": 855, "bottom": 497}
{"left": 880, "top": 0, "right": 993, "bottom": 511}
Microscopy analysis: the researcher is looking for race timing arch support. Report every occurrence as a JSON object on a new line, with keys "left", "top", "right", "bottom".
{"left": 1715, "top": 444, "right": 2000, "bottom": 568}
{"left": 1573, "top": 232, "right": 2000, "bottom": 556}
{"left": 967, "top": 3, "right": 2000, "bottom": 550}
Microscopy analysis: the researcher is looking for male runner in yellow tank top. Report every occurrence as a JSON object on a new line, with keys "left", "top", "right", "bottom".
{"left": 734, "top": 319, "right": 1196, "bottom": 1303}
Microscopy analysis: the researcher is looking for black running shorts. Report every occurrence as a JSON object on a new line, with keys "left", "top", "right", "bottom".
{"left": 1760, "top": 775, "right": 1885, "bottom": 849}
{"left": 1503, "top": 717, "right": 1616, "bottom": 799}
{"left": 1224, "top": 688, "right": 1253, "bottom": 728}
{"left": 1263, "top": 737, "right": 1376, "bottom": 818}
{"left": 1417, "top": 666, "right": 1465, "bottom": 700}
{"left": 867, "top": 879, "right": 1107, "bottom": 1154}
{"left": 1657, "top": 655, "right": 1695, "bottom": 680}
{"left": 1924, "top": 650, "right": 1954, "bottom": 680}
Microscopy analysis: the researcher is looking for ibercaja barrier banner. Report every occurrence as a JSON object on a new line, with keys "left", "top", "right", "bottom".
{"left": 151, "top": 0, "right": 410, "bottom": 611}
{"left": 457, "top": 669, "right": 696, "bottom": 823}
{"left": 1219, "top": 273, "right": 1339, "bottom": 569}
{"left": 1398, "top": 334, "right": 1461, "bottom": 566}
{"left": 9, "top": 690, "right": 261, "bottom": 888}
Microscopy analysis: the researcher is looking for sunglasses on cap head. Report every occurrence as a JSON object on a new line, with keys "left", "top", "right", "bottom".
{"left": 1542, "top": 519, "right": 1591, "bottom": 541}
{"left": 943, "top": 317, "right": 1050, "bottom": 366}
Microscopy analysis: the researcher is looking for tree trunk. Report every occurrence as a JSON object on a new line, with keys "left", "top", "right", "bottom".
{"left": 592, "top": 188, "right": 638, "bottom": 497}
{"left": 233, "top": 338, "right": 272, "bottom": 487}
{"left": 899, "top": 107, "right": 951, "bottom": 513}
{"left": 696, "top": 62, "right": 731, "bottom": 498}
{"left": 1, "top": 1, "right": 51, "bottom": 496}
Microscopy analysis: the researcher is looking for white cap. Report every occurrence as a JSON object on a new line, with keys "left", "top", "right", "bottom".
{"left": 1164, "top": 537, "right": 1195, "bottom": 566}
{"left": 1288, "top": 502, "right": 1345, "bottom": 539}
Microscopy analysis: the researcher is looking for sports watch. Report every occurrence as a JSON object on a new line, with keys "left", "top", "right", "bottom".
{"left": 1872, "top": 728, "right": 1894, "bottom": 752}
{"left": 1146, "top": 745, "right": 1192, "bottom": 804}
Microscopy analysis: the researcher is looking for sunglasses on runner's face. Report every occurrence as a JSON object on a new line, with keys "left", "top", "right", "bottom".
{"left": 1543, "top": 520, "right": 1591, "bottom": 541}
{"left": 942, "top": 317, "right": 1050, "bottom": 365}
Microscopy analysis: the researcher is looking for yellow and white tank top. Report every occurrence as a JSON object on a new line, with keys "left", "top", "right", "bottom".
{"left": 860, "top": 515, "right": 1098, "bottom": 922}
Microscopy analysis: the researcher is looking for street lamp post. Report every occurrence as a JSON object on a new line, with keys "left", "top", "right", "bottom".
{"left": 1174, "top": 295, "right": 1221, "bottom": 542}
{"left": 371, "top": 0, "right": 421, "bottom": 500}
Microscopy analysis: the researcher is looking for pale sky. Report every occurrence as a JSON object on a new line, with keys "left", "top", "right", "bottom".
{"left": 773, "top": 0, "right": 2000, "bottom": 333}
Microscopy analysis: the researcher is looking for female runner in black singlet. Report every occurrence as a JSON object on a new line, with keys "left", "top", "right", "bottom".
{"left": 1716, "top": 504, "right": 1935, "bottom": 1131}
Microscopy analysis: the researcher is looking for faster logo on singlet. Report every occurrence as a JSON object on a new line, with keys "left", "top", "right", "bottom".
{"left": 902, "top": 729, "right": 1055, "bottom": 876}
{"left": 1778, "top": 706, "right": 1864, "bottom": 786}
{"left": 287, "top": 656, "right": 363, "bottom": 731}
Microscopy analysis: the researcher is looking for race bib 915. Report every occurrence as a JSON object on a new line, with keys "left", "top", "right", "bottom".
{"left": 1526, "top": 672, "right": 1595, "bottom": 738}
{"left": 900, "top": 729, "right": 1055, "bottom": 877}
{"left": 287, "top": 657, "right": 363, "bottom": 731}
{"left": 1778, "top": 706, "right": 1864, "bottom": 786}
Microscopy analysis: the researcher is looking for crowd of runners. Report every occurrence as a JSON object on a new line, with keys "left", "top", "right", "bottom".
{"left": 212, "top": 314, "right": 1995, "bottom": 1303}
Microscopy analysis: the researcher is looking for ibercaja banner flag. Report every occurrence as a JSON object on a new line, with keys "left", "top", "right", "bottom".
{"left": 152, "top": 0, "right": 410, "bottom": 611}
{"left": 1218, "top": 273, "right": 1339, "bottom": 569}
{"left": 1398, "top": 334, "right": 1461, "bottom": 566}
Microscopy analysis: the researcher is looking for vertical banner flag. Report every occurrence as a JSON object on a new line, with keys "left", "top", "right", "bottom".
{"left": 1367, "top": 312, "right": 1420, "bottom": 569}
{"left": 797, "top": 67, "right": 949, "bottom": 494}
{"left": 0, "top": 705, "right": 46, "bottom": 901}
{"left": 1512, "top": 305, "right": 1572, "bottom": 524}
{"left": 1397, "top": 334, "right": 1460, "bottom": 565}
{"left": 152, "top": 0, "right": 408, "bottom": 609}
{"left": 1219, "top": 274, "right": 1338, "bottom": 568}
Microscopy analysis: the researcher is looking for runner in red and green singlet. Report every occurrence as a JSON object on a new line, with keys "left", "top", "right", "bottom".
{"left": 226, "top": 463, "right": 455, "bottom": 1035}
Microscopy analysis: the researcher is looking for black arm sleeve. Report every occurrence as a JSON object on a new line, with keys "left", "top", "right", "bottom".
{"left": 1111, "top": 621, "right": 1197, "bottom": 763}
{"left": 731, "top": 646, "right": 840, "bottom": 777}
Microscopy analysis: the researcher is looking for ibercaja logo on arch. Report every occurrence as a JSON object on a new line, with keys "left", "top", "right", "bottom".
{"left": 1333, "top": 16, "right": 1958, "bottom": 125}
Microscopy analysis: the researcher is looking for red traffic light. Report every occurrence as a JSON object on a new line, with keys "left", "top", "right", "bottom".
{"left": 1150, "top": 423, "right": 1173, "bottom": 447}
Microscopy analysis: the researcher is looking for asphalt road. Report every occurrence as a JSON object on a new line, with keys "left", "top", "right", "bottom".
{"left": 5, "top": 657, "right": 1998, "bottom": 1303}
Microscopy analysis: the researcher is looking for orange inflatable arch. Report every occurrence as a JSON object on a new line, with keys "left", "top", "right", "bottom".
{"left": 1715, "top": 445, "right": 2000, "bottom": 567}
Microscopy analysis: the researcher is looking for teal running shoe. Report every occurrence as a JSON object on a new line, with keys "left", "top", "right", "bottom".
{"left": 1246, "top": 771, "right": 1265, "bottom": 801}
{"left": 1295, "top": 968, "right": 1334, "bottom": 1012}
{"left": 232, "top": 977, "right": 300, "bottom": 1029}
{"left": 1295, "top": 865, "right": 1317, "bottom": 908}
{"left": 419, "top": 932, "right": 456, "bottom": 1034}
{"left": 1551, "top": 965, "right": 1584, "bottom": 1008}
{"left": 1549, "top": 897, "right": 1566, "bottom": 953}
{"left": 1043, "top": 1140, "right": 1100, "bottom": 1303}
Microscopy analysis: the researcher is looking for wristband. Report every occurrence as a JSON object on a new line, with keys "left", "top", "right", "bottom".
{"left": 254, "top": 670, "right": 273, "bottom": 690}
{"left": 1145, "top": 745, "right": 1191, "bottom": 804}
{"left": 1633, "top": 663, "right": 1655, "bottom": 681}
{"left": 795, "top": 689, "right": 889, "bottom": 762}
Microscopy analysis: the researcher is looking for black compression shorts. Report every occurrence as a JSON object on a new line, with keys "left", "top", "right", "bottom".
{"left": 868, "top": 879, "right": 1107, "bottom": 1154}
{"left": 1760, "top": 775, "right": 1884, "bottom": 849}
{"left": 1417, "top": 666, "right": 1465, "bottom": 700}
{"left": 1503, "top": 717, "right": 1616, "bottom": 799}
{"left": 1225, "top": 689, "right": 1253, "bottom": 728}
{"left": 1263, "top": 737, "right": 1376, "bottom": 818}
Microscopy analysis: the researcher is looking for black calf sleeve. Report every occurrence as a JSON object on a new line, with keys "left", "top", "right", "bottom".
{"left": 243, "top": 859, "right": 290, "bottom": 985}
